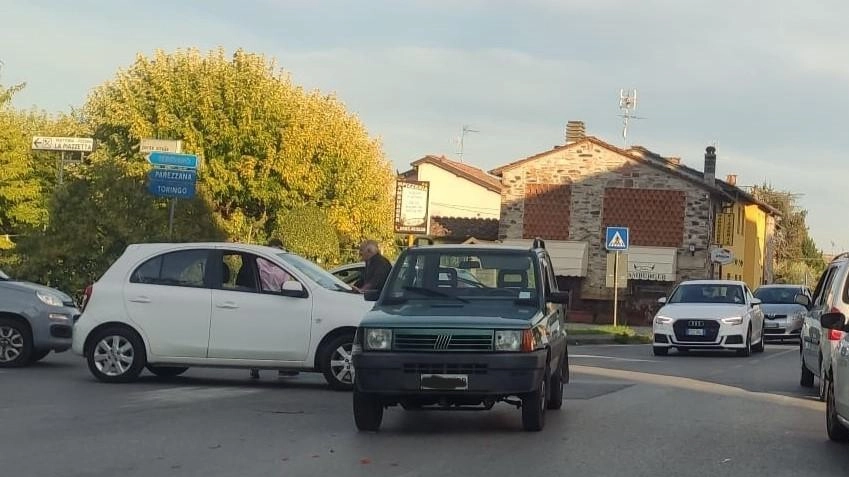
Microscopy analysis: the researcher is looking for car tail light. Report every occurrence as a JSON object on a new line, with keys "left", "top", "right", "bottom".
{"left": 81, "top": 285, "right": 93, "bottom": 311}
{"left": 828, "top": 307, "right": 845, "bottom": 341}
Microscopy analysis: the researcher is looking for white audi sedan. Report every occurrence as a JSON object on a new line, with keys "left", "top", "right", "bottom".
{"left": 652, "top": 280, "right": 766, "bottom": 356}
{"left": 73, "top": 243, "right": 373, "bottom": 389}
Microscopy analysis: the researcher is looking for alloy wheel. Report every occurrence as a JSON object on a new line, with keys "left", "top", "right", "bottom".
{"left": 92, "top": 335, "right": 135, "bottom": 377}
{"left": 329, "top": 343, "right": 355, "bottom": 385}
{"left": 0, "top": 326, "right": 24, "bottom": 363}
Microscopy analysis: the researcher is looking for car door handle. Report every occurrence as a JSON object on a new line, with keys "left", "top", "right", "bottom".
{"left": 128, "top": 296, "right": 151, "bottom": 303}
{"left": 216, "top": 302, "right": 239, "bottom": 309}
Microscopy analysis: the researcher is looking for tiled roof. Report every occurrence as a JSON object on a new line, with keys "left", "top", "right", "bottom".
{"left": 430, "top": 216, "right": 500, "bottom": 241}
{"left": 411, "top": 155, "right": 503, "bottom": 193}
{"left": 490, "top": 137, "right": 780, "bottom": 217}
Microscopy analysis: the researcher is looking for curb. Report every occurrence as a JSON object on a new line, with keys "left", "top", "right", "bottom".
{"left": 567, "top": 335, "right": 652, "bottom": 346}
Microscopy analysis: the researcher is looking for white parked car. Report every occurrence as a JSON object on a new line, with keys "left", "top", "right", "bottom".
{"left": 72, "top": 243, "right": 373, "bottom": 389}
{"left": 652, "top": 280, "right": 765, "bottom": 356}
{"left": 819, "top": 311, "right": 849, "bottom": 442}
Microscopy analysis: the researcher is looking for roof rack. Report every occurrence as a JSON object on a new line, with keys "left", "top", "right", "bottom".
{"left": 532, "top": 237, "right": 546, "bottom": 250}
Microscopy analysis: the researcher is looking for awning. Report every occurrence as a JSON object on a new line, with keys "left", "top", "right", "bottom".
{"left": 500, "top": 240, "right": 588, "bottom": 277}
{"left": 625, "top": 246, "right": 677, "bottom": 282}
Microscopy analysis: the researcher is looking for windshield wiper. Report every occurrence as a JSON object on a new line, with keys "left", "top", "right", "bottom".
{"left": 402, "top": 286, "right": 469, "bottom": 303}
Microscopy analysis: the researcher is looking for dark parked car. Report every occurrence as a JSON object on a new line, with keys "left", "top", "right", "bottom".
{"left": 351, "top": 239, "right": 569, "bottom": 432}
{"left": 0, "top": 269, "right": 79, "bottom": 367}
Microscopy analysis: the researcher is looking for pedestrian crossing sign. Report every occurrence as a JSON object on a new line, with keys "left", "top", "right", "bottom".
{"left": 605, "top": 227, "right": 629, "bottom": 251}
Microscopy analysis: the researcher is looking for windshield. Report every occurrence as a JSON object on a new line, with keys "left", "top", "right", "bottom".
{"left": 276, "top": 253, "right": 353, "bottom": 292}
{"left": 0, "top": 269, "right": 8, "bottom": 280}
{"left": 668, "top": 283, "right": 746, "bottom": 305}
{"left": 384, "top": 250, "right": 539, "bottom": 305}
{"left": 753, "top": 287, "right": 802, "bottom": 304}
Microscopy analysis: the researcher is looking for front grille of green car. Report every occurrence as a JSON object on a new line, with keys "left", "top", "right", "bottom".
{"left": 393, "top": 329, "right": 494, "bottom": 352}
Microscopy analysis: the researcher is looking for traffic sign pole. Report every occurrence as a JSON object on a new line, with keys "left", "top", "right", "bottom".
{"left": 613, "top": 251, "right": 619, "bottom": 327}
{"left": 169, "top": 199, "right": 176, "bottom": 240}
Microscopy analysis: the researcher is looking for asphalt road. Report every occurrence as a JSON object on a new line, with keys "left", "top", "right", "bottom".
{"left": 2, "top": 343, "right": 848, "bottom": 477}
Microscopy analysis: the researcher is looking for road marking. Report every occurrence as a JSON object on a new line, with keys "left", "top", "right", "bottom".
{"left": 571, "top": 354, "right": 660, "bottom": 363}
{"left": 573, "top": 365, "right": 823, "bottom": 411}
{"left": 124, "top": 386, "right": 263, "bottom": 407}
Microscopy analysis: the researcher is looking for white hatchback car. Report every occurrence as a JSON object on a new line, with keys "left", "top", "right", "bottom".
{"left": 73, "top": 243, "right": 373, "bottom": 389}
{"left": 652, "top": 280, "right": 765, "bottom": 356}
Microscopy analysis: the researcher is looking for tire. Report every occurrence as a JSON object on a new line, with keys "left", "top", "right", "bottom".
{"left": 522, "top": 366, "right": 548, "bottom": 431}
{"left": 753, "top": 326, "right": 765, "bottom": 353}
{"left": 85, "top": 326, "right": 146, "bottom": 383}
{"left": 547, "top": 354, "right": 566, "bottom": 410}
{"left": 737, "top": 327, "right": 752, "bottom": 357}
{"left": 146, "top": 365, "right": 189, "bottom": 378}
{"left": 353, "top": 389, "right": 383, "bottom": 431}
{"left": 653, "top": 346, "right": 668, "bottom": 356}
{"left": 0, "top": 318, "right": 33, "bottom": 368}
{"left": 30, "top": 349, "right": 51, "bottom": 363}
{"left": 800, "top": 359, "right": 815, "bottom": 387}
{"left": 826, "top": 378, "right": 849, "bottom": 442}
{"left": 319, "top": 333, "right": 355, "bottom": 391}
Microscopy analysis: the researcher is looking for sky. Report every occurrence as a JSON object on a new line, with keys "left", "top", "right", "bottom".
{"left": 2, "top": 0, "right": 847, "bottom": 252}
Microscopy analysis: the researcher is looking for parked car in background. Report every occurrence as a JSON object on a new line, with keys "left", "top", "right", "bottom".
{"left": 753, "top": 284, "right": 810, "bottom": 342}
{"left": 798, "top": 253, "right": 849, "bottom": 401}
{"left": 818, "top": 312, "right": 849, "bottom": 442}
{"left": 652, "top": 280, "right": 765, "bottom": 356}
{"left": 72, "top": 243, "right": 373, "bottom": 389}
{"left": 0, "top": 269, "right": 79, "bottom": 367}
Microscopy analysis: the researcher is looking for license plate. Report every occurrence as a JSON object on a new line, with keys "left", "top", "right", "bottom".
{"left": 420, "top": 374, "right": 469, "bottom": 391}
{"left": 686, "top": 328, "right": 705, "bottom": 336}
{"left": 766, "top": 322, "right": 779, "bottom": 328}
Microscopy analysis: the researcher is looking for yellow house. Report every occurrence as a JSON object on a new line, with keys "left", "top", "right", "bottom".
{"left": 713, "top": 176, "right": 778, "bottom": 289}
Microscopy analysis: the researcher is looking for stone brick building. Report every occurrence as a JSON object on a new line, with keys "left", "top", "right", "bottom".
{"left": 490, "top": 125, "right": 779, "bottom": 323}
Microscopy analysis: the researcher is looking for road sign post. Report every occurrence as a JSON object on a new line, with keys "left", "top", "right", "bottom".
{"left": 605, "top": 227, "right": 630, "bottom": 327}
{"left": 31, "top": 136, "right": 95, "bottom": 185}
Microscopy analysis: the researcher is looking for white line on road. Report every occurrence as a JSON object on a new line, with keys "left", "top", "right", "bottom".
{"left": 124, "top": 386, "right": 264, "bottom": 407}
{"left": 573, "top": 364, "right": 823, "bottom": 411}
{"left": 571, "top": 354, "right": 661, "bottom": 363}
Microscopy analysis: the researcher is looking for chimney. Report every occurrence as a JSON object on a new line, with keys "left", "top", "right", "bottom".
{"left": 667, "top": 156, "right": 681, "bottom": 165}
{"left": 704, "top": 146, "right": 716, "bottom": 185}
{"left": 565, "top": 121, "right": 586, "bottom": 144}
{"left": 726, "top": 174, "right": 737, "bottom": 186}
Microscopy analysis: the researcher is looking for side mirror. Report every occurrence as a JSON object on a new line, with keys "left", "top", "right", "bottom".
{"left": 821, "top": 312, "right": 849, "bottom": 332}
{"left": 547, "top": 291, "right": 570, "bottom": 305}
{"left": 363, "top": 290, "right": 381, "bottom": 302}
{"left": 657, "top": 297, "right": 667, "bottom": 305}
{"left": 751, "top": 298, "right": 762, "bottom": 306}
{"left": 794, "top": 293, "right": 811, "bottom": 309}
{"left": 280, "top": 281, "right": 308, "bottom": 298}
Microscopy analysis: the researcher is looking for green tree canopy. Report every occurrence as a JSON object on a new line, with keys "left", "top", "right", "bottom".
{"left": 84, "top": 47, "right": 395, "bottom": 250}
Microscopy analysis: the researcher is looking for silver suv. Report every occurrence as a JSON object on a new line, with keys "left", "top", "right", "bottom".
{"left": 798, "top": 254, "right": 849, "bottom": 401}
{"left": 0, "top": 269, "right": 79, "bottom": 367}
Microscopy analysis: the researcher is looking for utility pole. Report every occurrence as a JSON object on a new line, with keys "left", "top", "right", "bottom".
{"left": 618, "top": 89, "right": 644, "bottom": 147}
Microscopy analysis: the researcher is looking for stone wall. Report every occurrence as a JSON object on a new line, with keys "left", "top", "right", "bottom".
{"left": 498, "top": 140, "right": 716, "bottom": 300}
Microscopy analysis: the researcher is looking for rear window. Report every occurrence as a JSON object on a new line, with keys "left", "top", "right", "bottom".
{"left": 130, "top": 250, "right": 209, "bottom": 288}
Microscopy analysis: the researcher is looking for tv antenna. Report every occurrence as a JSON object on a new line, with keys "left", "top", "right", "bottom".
{"left": 457, "top": 124, "right": 479, "bottom": 162}
{"left": 618, "top": 88, "right": 645, "bottom": 146}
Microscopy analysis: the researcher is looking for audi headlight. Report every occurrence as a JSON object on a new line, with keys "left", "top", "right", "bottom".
{"left": 36, "top": 291, "right": 64, "bottom": 307}
{"left": 654, "top": 316, "right": 673, "bottom": 325}
{"left": 722, "top": 317, "right": 744, "bottom": 325}
{"left": 495, "top": 330, "right": 523, "bottom": 351}
{"left": 365, "top": 329, "right": 392, "bottom": 350}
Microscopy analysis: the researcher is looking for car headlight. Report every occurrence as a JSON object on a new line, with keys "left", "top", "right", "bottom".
{"left": 495, "top": 330, "right": 523, "bottom": 351}
{"left": 365, "top": 329, "right": 392, "bottom": 350}
{"left": 36, "top": 291, "right": 64, "bottom": 307}
{"left": 654, "top": 316, "right": 673, "bottom": 325}
{"left": 721, "top": 317, "right": 744, "bottom": 325}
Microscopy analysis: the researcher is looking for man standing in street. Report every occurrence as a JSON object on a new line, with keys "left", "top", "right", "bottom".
{"left": 352, "top": 240, "right": 393, "bottom": 293}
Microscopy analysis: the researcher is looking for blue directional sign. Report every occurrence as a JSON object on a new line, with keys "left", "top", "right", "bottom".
{"left": 147, "top": 152, "right": 198, "bottom": 169}
{"left": 148, "top": 169, "right": 196, "bottom": 199}
{"left": 605, "top": 226, "right": 630, "bottom": 251}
